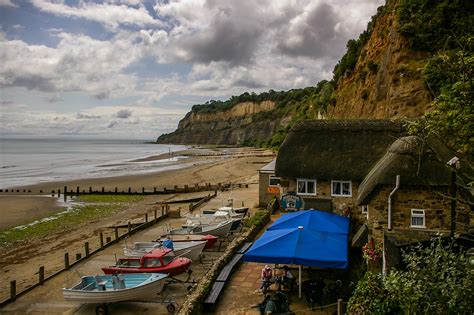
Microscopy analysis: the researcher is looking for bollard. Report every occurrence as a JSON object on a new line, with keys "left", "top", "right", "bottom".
{"left": 145, "top": 213, "right": 148, "bottom": 223}
{"left": 85, "top": 242, "right": 90, "bottom": 257}
{"left": 10, "top": 280, "right": 16, "bottom": 301}
{"left": 128, "top": 222, "right": 131, "bottom": 233}
{"left": 76, "top": 253, "right": 82, "bottom": 260}
{"left": 64, "top": 253, "right": 70, "bottom": 269}
{"left": 100, "top": 232, "right": 104, "bottom": 249}
{"left": 39, "top": 266, "right": 44, "bottom": 285}
{"left": 106, "top": 236, "right": 111, "bottom": 243}
{"left": 115, "top": 227, "right": 119, "bottom": 240}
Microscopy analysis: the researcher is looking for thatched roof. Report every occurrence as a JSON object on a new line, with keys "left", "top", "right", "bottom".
{"left": 275, "top": 119, "right": 404, "bottom": 180}
{"left": 356, "top": 136, "right": 472, "bottom": 205}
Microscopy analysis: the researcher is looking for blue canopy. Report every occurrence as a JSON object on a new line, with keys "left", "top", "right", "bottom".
{"left": 243, "top": 227, "right": 348, "bottom": 269}
{"left": 243, "top": 210, "right": 349, "bottom": 269}
{"left": 267, "top": 210, "right": 349, "bottom": 235}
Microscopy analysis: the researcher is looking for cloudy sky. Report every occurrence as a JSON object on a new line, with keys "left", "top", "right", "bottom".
{"left": 0, "top": 0, "right": 384, "bottom": 140}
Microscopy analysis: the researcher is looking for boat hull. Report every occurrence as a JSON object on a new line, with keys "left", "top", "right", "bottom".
{"left": 161, "top": 234, "right": 217, "bottom": 249}
{"left": 124, "top": 241, "right": 206, "bottom": 260}
{"left": 102, "top": 257, "right": 191, "bottom": 276}
{"left": 169, "top": 220, "right": 233, "bottom": 237}
{"left": 62, "top": 273, "right": 168, "bottom": 303}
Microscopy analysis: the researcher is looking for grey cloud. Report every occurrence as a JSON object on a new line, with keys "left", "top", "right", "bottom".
{"left": 76, "top": 113, "right": 101, "bottom": 119}
{"left": 116, "top": 109, "right": 133, "bottom": 119}
{"left": 276, "top": 3, "right": 346, "bottom": 59}
{"left": 93, "top": 91, "right": 110, "bottom": 100}
{"left": 4, "top": 73, "right": 56, "bottom": 92}
{"left": 180, "top": 4, "right": 265, "bottom": 65}
{"left": 47, "top": 95, "right": 63, "bottom": 103}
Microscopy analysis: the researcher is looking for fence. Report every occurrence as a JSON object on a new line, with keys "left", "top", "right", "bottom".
{"left": 0, "top": 205, "right": 171, "bottom": 307}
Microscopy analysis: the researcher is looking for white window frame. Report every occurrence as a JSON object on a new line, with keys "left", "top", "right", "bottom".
{"left": 269, "top": 175, "right": 281, "bottom": 187}
{"left": 410, "top": 209, "right": 426, "bottom": 228}
{"left": 296, "top": 178, "right": 317, "bottom": 196}
{"left": 331, "top": 180, "right": 352, "bottom": 197}
{"left": 361, "top": 205, "right": 369, "bottom": 220}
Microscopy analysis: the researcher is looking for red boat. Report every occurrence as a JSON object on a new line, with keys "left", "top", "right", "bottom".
{"left": 102, "top": 247, "right": 191, "bottom": 276}
{"left": 156, "top": 234, "right": 218, "bottom": 249}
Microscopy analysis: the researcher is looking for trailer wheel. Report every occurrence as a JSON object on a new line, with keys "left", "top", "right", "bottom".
{"left": 95, "top": 304, "right": 108, "bottom": 315}
{"left": 166, "top": 303, "right": 176, "bottom": 313}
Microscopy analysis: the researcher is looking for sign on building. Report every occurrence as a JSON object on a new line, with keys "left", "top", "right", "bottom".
{"left": 281, "top": 193, "right": 303, "bottom": 211}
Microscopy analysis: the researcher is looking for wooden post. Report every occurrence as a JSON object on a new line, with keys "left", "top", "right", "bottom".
{"left": 128, "top": 187, "right": 131, "bottom": 194}
{"left": 184, "top": 185, "right": 188, "bottom": 192}
{"left": 39, "top": 266, "right": 44, "bottom": 285}
{"left": 153, "top": 187, "right": 157, "bottom": 193}
{"left": 10, "top": 280, "right": 16, "bottom": 301}
{"left": 142, "top": 187, "right": 145, "bottom": 193}
{"left": 337, "top": 299, "right": 343, "bottom": 315}
{"left": 89, "top": 186, "right": 92, "bottom": 193}
{"left": 161, "top": 205, "right": 165, "bottom": 216}
{"left": 76, "top": 186, "right": 80, "bottom": 194}
{"left": 128, "top": 221, "right": 131, "bottom": 233}
{"left": 76, "top": 253, "right": 82, "bottom": 260}
{"left": 64, "top": 253, "right": 69, "bottom": 269}
{"left": 84, "top": 242, "right": 90, "bottom": 257}
{"left": 174, "top": 185, "right": 178, "bottom": 192}
{"left": 57, "top": 189, "right": 61, "bottom": 198}
{"left": 115, "top": 187, "right": 118, "bottom": 193}
{"left": 115, "top": 227, "right": 119, "bottom": 240}
{"left": 154, "top": 209, "right": 157, "bottom": 221}
{"left": 189, "top": 203, "right": 193, "bottom": 212}
{"left": 100, "top": 232, "right": 104, "bottom": 249}
{"left": 64, "top": 185, "right": 67, "bottom": 197}
{"left": 101, "top": 187, "right": 105, "bottom": 193}
{"left": 145, "top": 213, "right": 148, "bottom": 223}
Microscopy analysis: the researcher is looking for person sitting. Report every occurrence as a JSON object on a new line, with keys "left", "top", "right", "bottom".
{"left": 282, "top": 266, "right": 294, "bottom": 291}
{"left": 260, "top": 265, "right": 273, "bottom": 292}
{"left": 273, "top": 264, "right": 284, "bottom": 291}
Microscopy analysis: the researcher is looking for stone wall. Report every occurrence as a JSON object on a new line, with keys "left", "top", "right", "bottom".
{"left": 367, "top": 186, "right": 472, "bottom": 244}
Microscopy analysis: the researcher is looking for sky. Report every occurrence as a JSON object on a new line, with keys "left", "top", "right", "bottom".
{"left": 0, "top": 0, "right": 384, "bottom": 140}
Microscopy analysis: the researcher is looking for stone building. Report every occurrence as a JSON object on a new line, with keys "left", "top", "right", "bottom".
{"left": 275, "top": 119, "right": 404, "bottom": 233}
{"left": 274, "top": 119, "right": 473, "bottom": 272}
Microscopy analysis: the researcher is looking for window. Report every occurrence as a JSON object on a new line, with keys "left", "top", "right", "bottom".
{"left": 269, "top": 175, "right": 281, "bottom": 187}
{"left": 411, "top": 209, "right": 425, "bottom": 228}
{"left": 361, "top": 205, "right": 369, "bottom": 219}
{"left": 297, "top": 179, "right": 317, "bottom": 195}
{"left": 331, "top": 180, "right": 352, "bottom": 197}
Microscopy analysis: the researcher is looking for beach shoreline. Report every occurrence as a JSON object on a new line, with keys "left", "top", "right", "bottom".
{"left": 0, "top": 147, "right": 275, "bottom": 230}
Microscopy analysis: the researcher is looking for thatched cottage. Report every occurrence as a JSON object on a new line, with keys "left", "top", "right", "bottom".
{"left": 274, "top": 119, "right": 473, "bottom": 270}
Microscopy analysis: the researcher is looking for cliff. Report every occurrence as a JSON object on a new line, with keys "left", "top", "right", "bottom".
{"left": 327, "top": 0, "right": 433, "bottom": 118}
{"left": 157, "top": 101, "right": 291, "bottom": 145}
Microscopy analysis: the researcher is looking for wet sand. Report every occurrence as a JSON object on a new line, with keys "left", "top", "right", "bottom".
{"left": 0, "top": 196, "right": 60, "bottom": 230}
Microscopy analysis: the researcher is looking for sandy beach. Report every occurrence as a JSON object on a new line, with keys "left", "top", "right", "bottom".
{"left": 0, "top": 146, "right": 275, "bottom": 307}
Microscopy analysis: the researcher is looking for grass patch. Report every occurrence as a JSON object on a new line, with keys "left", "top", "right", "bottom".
{"left": 0, "top": 204, "right": 123, "bottom": 245}
{"left": 75, "top": 194, "right": 145, "bottom": 203}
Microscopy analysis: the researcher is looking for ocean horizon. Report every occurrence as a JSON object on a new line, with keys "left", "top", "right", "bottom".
{"left": 0, "top": 137, "right": 187, "bottom": 189}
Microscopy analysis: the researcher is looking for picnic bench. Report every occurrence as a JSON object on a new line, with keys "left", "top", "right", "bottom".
{"left": 204, "top": 242, "right": 252, "bottom": 309}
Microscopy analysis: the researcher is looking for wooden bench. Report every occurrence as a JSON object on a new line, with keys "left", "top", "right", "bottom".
{"left": 237, "top": 242, "right": 253, "bottom": 254}
{"left": 216, "top": 254, "right": 242, "bottom": 282}
{"left": 204, "top": 281, "right": 225, "bottom": 304}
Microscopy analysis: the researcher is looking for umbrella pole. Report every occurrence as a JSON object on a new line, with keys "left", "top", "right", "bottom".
{"left": 299, "top": 265, "right": 302, "bottom": 298}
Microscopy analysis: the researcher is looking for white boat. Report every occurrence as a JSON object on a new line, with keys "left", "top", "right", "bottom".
{"left": 62, "top": 273, "right": 168, "bottom": 303}
{"left": 202, "top": 199, "right": 249, "bottom": 218}
{"left": 124, "top": 240, "right": 207, "bottom": 260}
{"left": 185, "top": 210, "right": 242, "bottom": 231}
{"left": 169, "top": 219, "right": 234, "bottom": 237}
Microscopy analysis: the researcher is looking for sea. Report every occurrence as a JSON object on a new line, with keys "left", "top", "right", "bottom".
{"left": 0, "top": 138, "right": 187, "bottom": 189}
